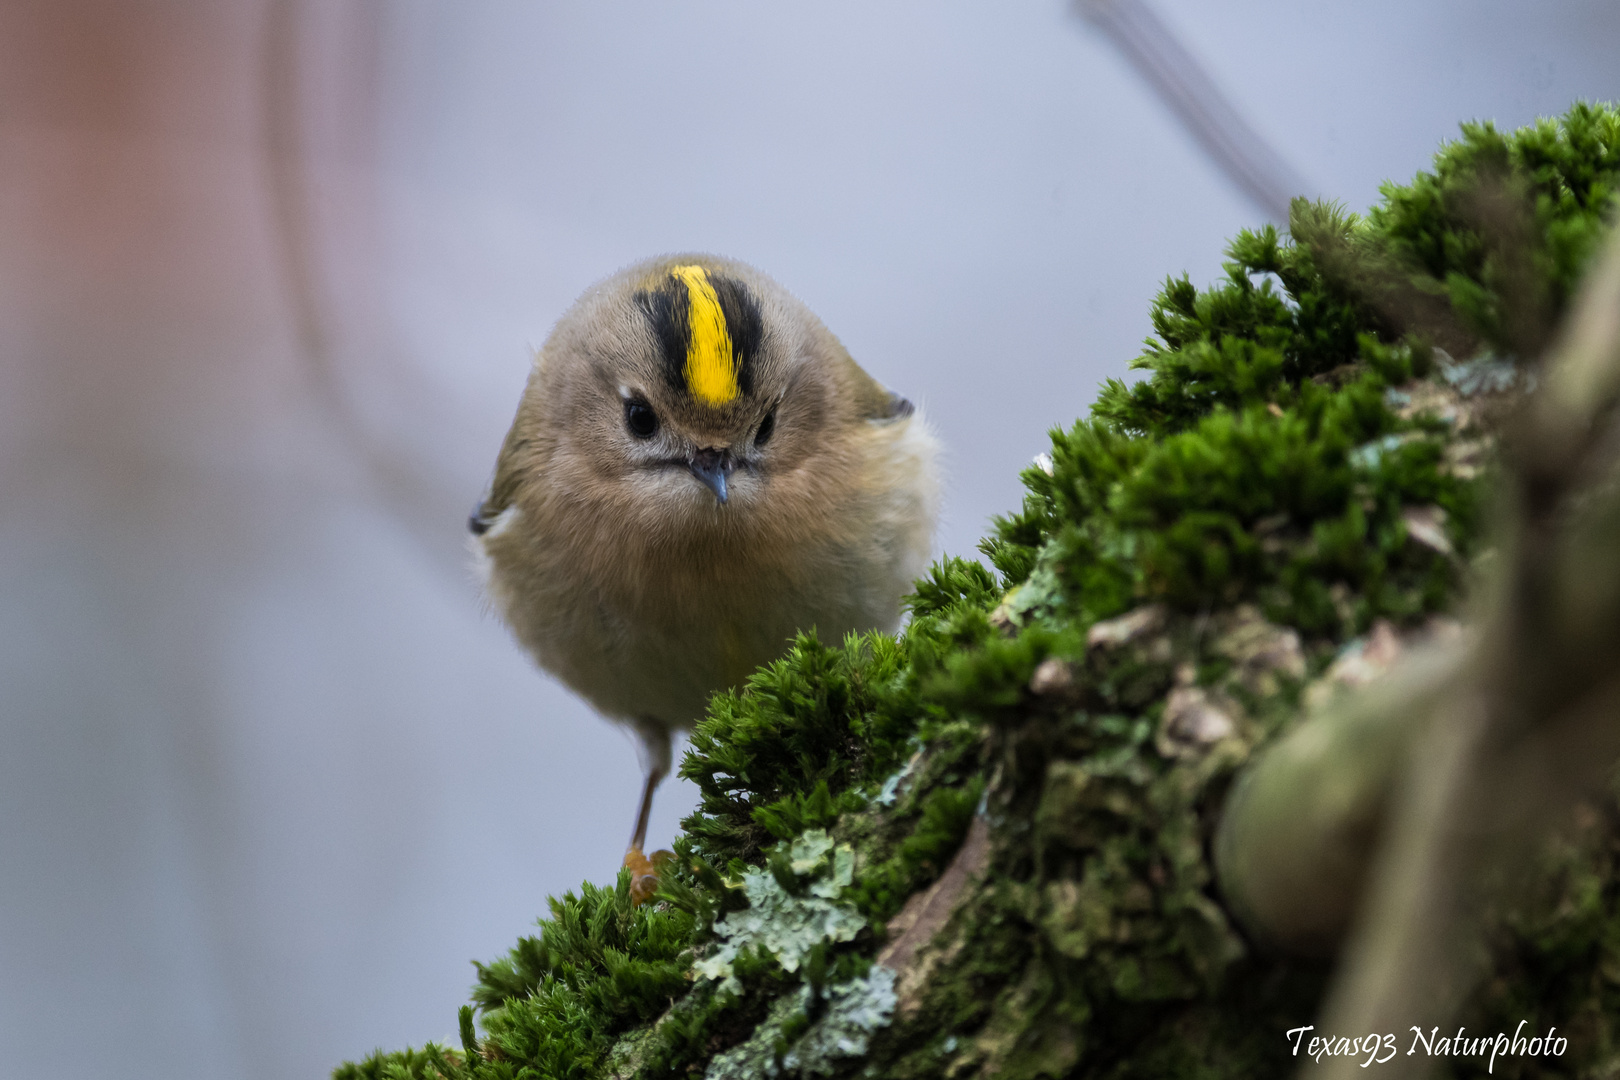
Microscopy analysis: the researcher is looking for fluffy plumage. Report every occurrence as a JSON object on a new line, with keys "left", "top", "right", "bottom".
{"left": 472, "top": 254, "right": 939, "bottom": 864}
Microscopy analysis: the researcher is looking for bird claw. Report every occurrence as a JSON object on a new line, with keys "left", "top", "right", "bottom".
{"left": 624, "top": 846, "right": 674, "bottom": 906}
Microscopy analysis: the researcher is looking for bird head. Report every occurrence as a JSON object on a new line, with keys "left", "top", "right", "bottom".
{"left": 469, "top": 254, "right": 913, "bottom": 544}
{"left": 607, "top": 259, "right": 780, "bottom": 507}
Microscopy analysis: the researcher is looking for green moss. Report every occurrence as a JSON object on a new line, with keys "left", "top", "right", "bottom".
{"left": 992, "top": 224, "right": 1480, "bottom": 636}
{"left": 848, "top": 772, "right": 984, "bottom": 923}
{"left": 1371, "top": 101, "right": 1620, "bottom": 358}
{"left": 680, "top": 630, "right": 920, "bottom": 868}
{"left": 466, "top": 872, "right": 695, "bottom": 1078}
{"left": 333, "top": 1044, "right": 465, "bottom": 1080}
{"left": 338, "top": 102, "right": 1620, "bottom": 1080}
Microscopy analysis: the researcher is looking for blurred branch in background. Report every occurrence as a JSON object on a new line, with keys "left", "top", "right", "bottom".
{"left": 1219, "top": 222, "right": 1620, "bottom": 1079}
{"left": 261, "top": 0, "right": 477, "bottom": 573}
{"left": 1073, "top": 0, "right": 1313, "bottom": 223}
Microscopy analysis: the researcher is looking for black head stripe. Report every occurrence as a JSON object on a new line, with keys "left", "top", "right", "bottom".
{"left": 706, "top": 274, "right": 761, "bottom": 397}
{"left": 633, "top": 266, "right": 762, "bottom": 401}
{"left": 633, "top": 277, "right": 691, "bottom": 394}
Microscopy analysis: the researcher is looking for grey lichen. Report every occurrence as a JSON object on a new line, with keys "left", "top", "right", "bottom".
{"left": 705, "top": 967, "right": 899, "bottom": 1080}
{"left": 693, "top": 831, "right": 864, "bottom": 995}
{"left": 783, "top": 968, "right": 899, "bottom": 1076}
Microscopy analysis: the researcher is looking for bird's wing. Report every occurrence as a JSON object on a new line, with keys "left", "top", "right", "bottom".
{"left": 469, "top": 421, "right": 536, "bottom": 535}
{"left": 838, "top": 351, "right": 914, "bottom": 424}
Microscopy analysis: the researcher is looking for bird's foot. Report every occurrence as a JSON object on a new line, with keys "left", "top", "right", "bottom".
{"left": 624, "top": 846, "right": 674, "bottom": 906}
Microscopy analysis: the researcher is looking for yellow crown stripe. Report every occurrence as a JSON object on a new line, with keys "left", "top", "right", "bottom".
{"left": 670, "top": 264, "right": 739, "bottom": 405}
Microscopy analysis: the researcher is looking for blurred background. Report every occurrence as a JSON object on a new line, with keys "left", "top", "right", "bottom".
{"left": 0, "top": 2, "right": 1615, "bottom": 1076}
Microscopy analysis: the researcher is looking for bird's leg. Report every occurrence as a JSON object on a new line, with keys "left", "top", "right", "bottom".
{"left": 624, "top": 721, "right": 673, "bottom": 906}
{"left": 628, "top": 759, "right": 665, "bottom": 855}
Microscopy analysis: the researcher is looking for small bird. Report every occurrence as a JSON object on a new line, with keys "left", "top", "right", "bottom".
{"left": 470, "top": 255, "right": 939, "bottom": 895}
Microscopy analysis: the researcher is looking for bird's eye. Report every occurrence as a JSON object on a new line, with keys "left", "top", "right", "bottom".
{"left": 624, "top": 399, "right": 658, "bottom": 439}
{"left": 755, "top": 407, "right": 777, "bottom": 447}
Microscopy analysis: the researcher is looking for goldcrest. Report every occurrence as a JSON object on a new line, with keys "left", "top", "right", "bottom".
{"left": 470, "top": 255, "right": 939, "bottom": 881}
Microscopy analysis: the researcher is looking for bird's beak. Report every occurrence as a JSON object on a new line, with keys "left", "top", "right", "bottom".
{"left": 688, "top": 448, "right": 735, "bottom": 504}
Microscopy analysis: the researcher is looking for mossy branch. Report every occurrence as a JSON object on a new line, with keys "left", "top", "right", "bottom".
{"left": 1218, "top": 223, "right": 1620, "bottom": 1079}
{"left": 339, "top": 102, "right": 1620, "bottom": 1080}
